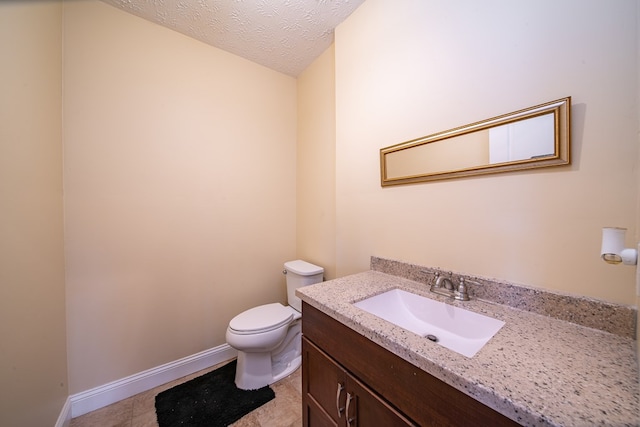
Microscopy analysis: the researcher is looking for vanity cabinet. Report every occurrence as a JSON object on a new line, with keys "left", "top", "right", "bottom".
{"left": 302, "top": 302, "right": 520, "bottom": 427}
{"left": 303, "top": 337, "right": 415, "bottom": 426}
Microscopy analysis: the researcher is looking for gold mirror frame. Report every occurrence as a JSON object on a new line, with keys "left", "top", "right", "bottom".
{"left": 380, "top": 97, "right": 571, "bottom": 186}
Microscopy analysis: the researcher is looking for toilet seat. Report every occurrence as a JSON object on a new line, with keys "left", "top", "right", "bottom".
{"left": 228, "top": 303, "right": 296, "bottom": 335}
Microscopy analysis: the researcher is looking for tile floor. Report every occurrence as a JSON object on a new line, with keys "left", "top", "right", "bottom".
{"left": 69, "top": 360, "right": 302, "bottom": 427}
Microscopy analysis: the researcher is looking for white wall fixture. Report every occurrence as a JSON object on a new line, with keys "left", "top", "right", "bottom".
{"left": 601, "top": 227, "right": 638, "bottom": 265}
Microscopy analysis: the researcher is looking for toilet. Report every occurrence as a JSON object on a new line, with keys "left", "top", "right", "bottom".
{"left": 226, "top": 260, "right": 324, "bottom": 390}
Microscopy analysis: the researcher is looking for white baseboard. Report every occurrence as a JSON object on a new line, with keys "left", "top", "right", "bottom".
{"left": 67, "top": 344, "right": 237, "bottom": 419}
{"left": 54, "top": 397, "right": 72, "bottom": 427}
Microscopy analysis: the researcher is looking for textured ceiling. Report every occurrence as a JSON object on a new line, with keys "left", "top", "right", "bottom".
{"left": 100, "top": 0, "right": 366, "bottom": 77}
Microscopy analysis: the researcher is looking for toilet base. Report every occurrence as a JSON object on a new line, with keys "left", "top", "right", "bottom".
{"left": 234, "top": 320, "right": 302, "bottom": 390}
{"left": 234, "top": 352, "right": 301, "bottom": 390}
{"left": 272, "top": 354, "right": 301, "bottom": 383}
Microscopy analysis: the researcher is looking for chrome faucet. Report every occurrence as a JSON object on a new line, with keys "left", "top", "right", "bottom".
{"left": 430, "top": 272, "right": 470, "bottom": 301}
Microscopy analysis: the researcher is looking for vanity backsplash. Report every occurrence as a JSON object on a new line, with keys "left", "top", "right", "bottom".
{"left": 370, "top": 256, "right": 636, "bottom": 339}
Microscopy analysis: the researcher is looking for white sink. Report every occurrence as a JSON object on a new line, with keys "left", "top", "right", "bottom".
{"left": 353, "top": 289, "right": 505, "bottom": 357}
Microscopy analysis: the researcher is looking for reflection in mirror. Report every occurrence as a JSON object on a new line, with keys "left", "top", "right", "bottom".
{"left": 489, "top": 113, "right": 555, "bottom": 163}
{"left": 381, "top": 97, "right": 570, "bottom": 186}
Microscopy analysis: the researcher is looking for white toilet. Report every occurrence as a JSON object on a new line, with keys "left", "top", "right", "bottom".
{"left": 226, "top": 259, "right": 324, "bottom": 390}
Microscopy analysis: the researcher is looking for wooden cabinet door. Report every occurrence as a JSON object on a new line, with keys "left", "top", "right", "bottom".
{"left": 303, "top": 337, "right": 345, "bottom": 427}
{"left": 346, "top": 375, "right": 416, "bottom": 427}
{"left": 303, "top": 337, "right": 416, "bottom": 427}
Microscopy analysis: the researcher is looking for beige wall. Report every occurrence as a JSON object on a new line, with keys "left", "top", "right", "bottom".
{"left": 63, "top": 1, "right": 297, "bottom": 393}
{"left": 0, "top": 2, "right": 69, "bottom": 426}
{"left": 333, "top": 0, "right": 639, "bottom": 306}
{"left": 296, "top": 46, "right": 337, "bottom": 280}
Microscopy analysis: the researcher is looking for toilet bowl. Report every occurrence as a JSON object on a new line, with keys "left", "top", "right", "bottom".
{"left": 226, "top": 260, "right": 323, "bottom": 390}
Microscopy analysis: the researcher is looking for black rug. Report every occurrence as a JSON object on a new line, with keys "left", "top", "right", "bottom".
{"left": 155, "top": 360, "right": 275, "bottom": 427}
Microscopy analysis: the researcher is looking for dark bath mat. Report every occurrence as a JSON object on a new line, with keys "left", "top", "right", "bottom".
{"left": 155, "top": 360, "right": 275, "bottom": 427}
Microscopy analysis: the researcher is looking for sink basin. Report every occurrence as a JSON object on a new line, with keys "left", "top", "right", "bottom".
{"left": 353, "top": 289, "right": 505, "bottom": 357}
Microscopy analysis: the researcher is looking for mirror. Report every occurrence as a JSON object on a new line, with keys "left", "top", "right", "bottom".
{"left": 380, "top": 97, "right": 571, "bottom": 186}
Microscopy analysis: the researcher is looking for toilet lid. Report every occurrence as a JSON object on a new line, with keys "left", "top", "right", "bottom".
{"left": 229, "top": 303, "right": 295, "bottom": 335}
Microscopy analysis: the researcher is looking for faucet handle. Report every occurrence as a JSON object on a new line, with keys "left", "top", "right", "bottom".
{"left": 454, "top": 278, "right": 470, "bottom": 301}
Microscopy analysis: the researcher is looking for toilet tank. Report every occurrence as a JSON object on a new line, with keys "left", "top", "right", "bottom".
{"left": 284, "top": 260, "right": 324, "bottom": 312}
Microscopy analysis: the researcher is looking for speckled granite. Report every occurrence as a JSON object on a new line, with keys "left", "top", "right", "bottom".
{"left": 297, "top": 264, "right": 639, "bottom": 426}
{"left": 371, "top": 256, "right": 637, "bottom": 339}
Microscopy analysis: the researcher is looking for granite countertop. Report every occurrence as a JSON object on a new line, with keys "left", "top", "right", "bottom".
{"left": 297, "top": 270, "right": 640, "bottom": 427}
